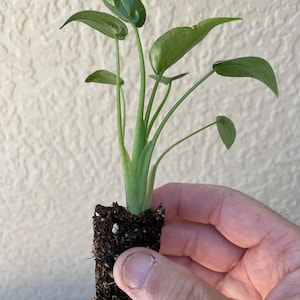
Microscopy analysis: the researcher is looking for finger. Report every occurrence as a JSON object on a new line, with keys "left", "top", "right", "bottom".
{"left": 160, "top": 220, "right": 245, "bottom": 272}
{"left": 166, "top": 255, "right": 225, "bottom": 287}
{"left": 113, "top": 247, "right": 230, "bottom": 300}
{"left": 266, "top": 268, "right": 300, "bottom": 299}
{"left": 152, "top": 183, "right": 294, "bottom": 248}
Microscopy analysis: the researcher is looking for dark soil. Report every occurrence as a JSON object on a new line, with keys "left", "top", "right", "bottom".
{"left": 92, "top": 202, "right": 165, "bottom": 300}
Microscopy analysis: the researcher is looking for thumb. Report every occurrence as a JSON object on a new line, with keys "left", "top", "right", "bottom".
{"left": 113, "top": 247, "right": 228, "bottom": 300}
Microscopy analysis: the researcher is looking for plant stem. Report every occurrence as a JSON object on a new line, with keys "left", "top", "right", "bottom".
{"left": 143, "top": 121, "right": 218, "bottom": 210}
{"left": 144, "top": 74, "right": 163, "bottom": 128}
{"left": 121, "top": 87, "right": 126, "bottom": 140}
{"left": 140, "top": 70, "right": 215, "bottom": 210}
{"left": 115, "top": 38, "right": 124, "bottom": 145}
{"left": 152, "top": 69, "right": 215, "bottom": 147}
{"left": 131, "top": 25, "right": 147, "bottom": 171}
{"left": 115, "top": 37, "right": 139, "bottom": 214}
{"left": 146, "top": 81, "right": 172, "bottom": 138}
{"left": 156, "top": 121, "right": 218, "bottom": 167}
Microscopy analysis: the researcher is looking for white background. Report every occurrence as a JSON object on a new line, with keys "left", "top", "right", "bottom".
{"left": 1, "top": 0, "right": 299, "bottom": 299}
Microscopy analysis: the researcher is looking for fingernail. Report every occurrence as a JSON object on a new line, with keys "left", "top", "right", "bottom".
{"left": 122, "top": 252, "right": 155, "bottom": 289}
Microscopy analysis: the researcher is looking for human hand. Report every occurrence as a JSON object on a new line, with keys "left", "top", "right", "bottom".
{"left": 113, "top": 183, "right": 300, "bottom": 299}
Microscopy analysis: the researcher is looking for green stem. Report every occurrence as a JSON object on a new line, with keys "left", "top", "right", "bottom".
{"left": 121, "top": 87, "right": 126, "bottom": 140}
{"left": 141, "top": 70, "right": 215, "bottom": 210}
{"left": 115, "top": 37, "right": 139, "bottom": 214}
{"left": 144, "top": 121, "right": 217, "bottom": 210}
{"left": 152, "top": 69, "right": 215, "bottom": 147}
{"left": 156, "top": 121, "right": 217, "bottom": 167}
{"left": 131, "top": 25, "right": 147, "bottom": 170}
{"left": 144, "top": 73, "right": 163, "bottom": 128}
{"left": 115, "top": 38, "right": 124, "bottom": 145}
{"left": 146, "top": 81, "right": 172, "bottom": 138}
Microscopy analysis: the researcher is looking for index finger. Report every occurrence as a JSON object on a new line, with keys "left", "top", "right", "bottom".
{"left": 152, "top": 183, "right": 296, "bottom": 248}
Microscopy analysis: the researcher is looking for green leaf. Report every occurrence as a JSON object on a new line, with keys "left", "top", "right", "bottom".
{"left": 149, "top": 18, "right": 241, "bottom": 74}
{"left": 213, "top": 57, "right": 278, "bottom": 96}
{"left": 60, "top": 10, "right": 128, "bottom": 40}
{"left": 102, "top": 0, "right": 146, "bottom": 27}
{"left": 150, "top": 72, "right": 189, "bottom": 85}
{"left": 216, "top": 116, "right": 236, "bottom": 149}
{"left": 85, "top": 70, "right": 124, "bottom": 85}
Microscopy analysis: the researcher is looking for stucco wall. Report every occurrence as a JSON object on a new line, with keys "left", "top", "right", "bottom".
{"left": 1, "top": 0, "right": 299, "bottom": 299}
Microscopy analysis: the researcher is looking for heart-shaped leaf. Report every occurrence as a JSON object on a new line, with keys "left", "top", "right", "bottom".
{"left": 102, "top": 0, "right": 146, "bottom": 27}
{"left": 213, "top": 57, "right": 278, "bottom": 96}
{"left": 216, "top": 116, "right": 236, "bottom": 149}
{"left": 85, "top": 70, "right": 124, "bottom": 85}
{"left": 60, "top": 10, "right": 128, "bottom": 40}
{"left": 149, "top": 18, "right": 241, "bottom": 74}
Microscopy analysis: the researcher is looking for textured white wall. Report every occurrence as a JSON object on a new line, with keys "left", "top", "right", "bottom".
{"left": 1, "top": 0, "right": 299, "bottom": 299}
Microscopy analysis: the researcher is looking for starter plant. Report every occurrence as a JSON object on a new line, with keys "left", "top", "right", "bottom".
{"left": 61, "top": 0, "right": 278, "bottom": 299}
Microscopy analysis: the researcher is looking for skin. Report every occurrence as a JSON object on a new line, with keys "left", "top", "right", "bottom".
{"left": 113, "top": 183, "right": 300, "bottom": 299}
